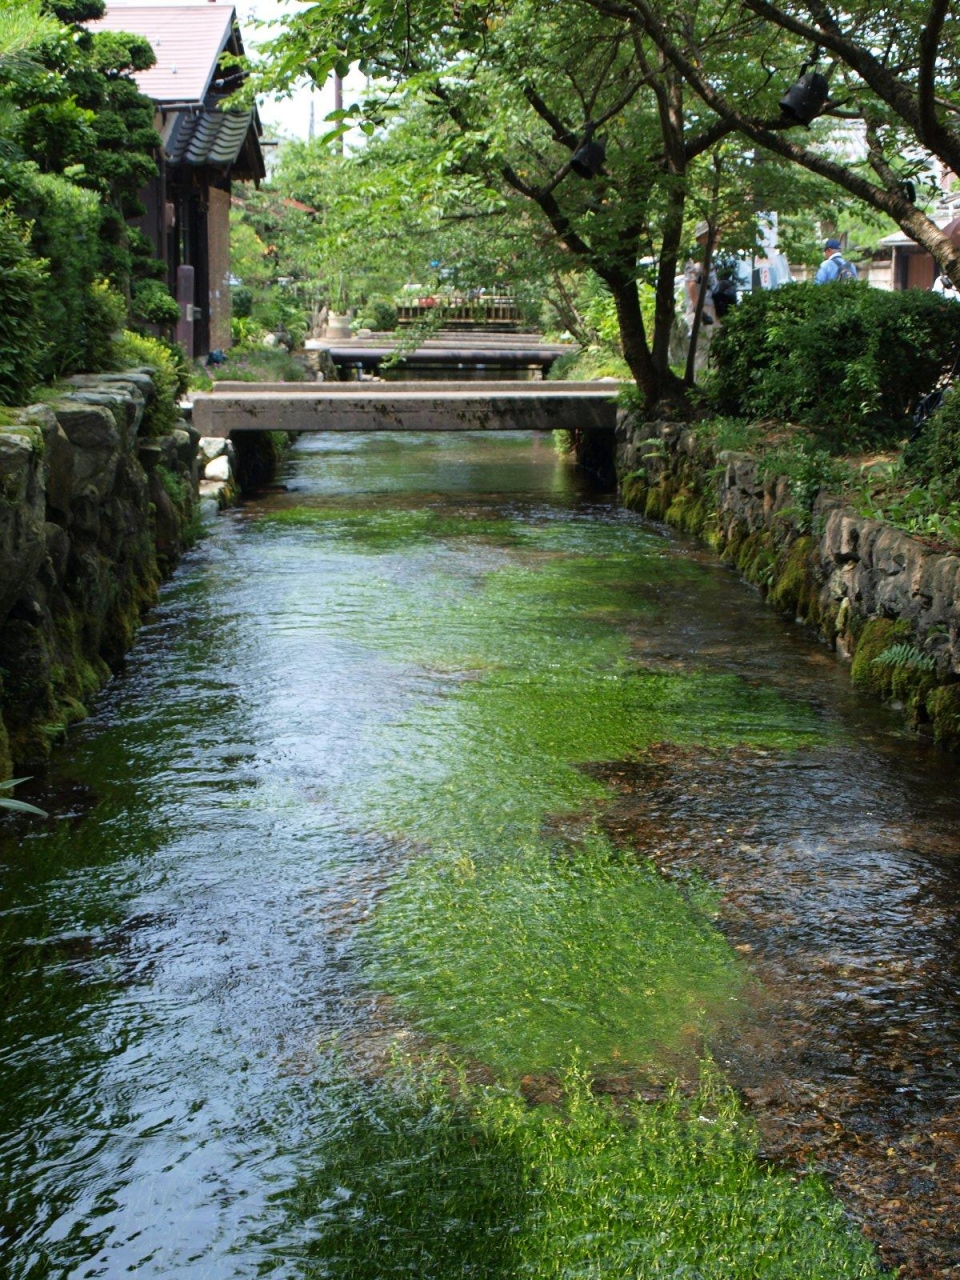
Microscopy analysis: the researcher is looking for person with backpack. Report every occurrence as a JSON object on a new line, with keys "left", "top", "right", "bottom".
{"left": 814, "top": 238, "right": 858, "bottom": 283}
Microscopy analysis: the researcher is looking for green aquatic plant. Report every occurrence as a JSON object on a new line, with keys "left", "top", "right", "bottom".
{"left": 292, "top": 508, "right": 831, "bottom": 1078}
{"left": 255, "top": 487, "right": 883, "bottom": 1275}
{"left": 257, "top": 505, "right": 522, "bottom": 549}
{"left": 365, "top": 833, "right": 742, "bottom": 1075}
{"left": 281, "top": 1062, "right": 890, "bottom": 1279}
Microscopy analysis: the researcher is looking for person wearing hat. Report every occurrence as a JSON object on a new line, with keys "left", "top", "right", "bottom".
{"left": 814, "top": 238, "right": 858, "bottom": 284}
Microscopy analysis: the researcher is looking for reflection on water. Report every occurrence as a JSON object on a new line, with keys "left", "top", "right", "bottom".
{"left": 0, "top": 432, "right": 957, "bottom": 1276}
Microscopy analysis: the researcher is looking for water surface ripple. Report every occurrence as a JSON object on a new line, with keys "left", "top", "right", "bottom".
{"left": 0, "top": 432, "right": 957, "bottom": 1277}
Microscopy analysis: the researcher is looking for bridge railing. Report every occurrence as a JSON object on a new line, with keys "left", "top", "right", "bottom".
{"left": 396, "top": 295, "right": 520, "bottom": 326}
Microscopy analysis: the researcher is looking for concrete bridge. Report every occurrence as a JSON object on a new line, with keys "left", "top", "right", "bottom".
{"left": 191, "top": 380, "right": 621, "bottom": 438}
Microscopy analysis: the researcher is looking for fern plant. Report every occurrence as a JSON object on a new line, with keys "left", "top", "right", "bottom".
{"left": 872, "top": 643, "right": 936, "bottom": 672}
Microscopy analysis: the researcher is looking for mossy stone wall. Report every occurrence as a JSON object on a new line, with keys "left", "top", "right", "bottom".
{"left": 0, "top": 371, "right": 200, "bottom": 774}
{"left": 616, "top": 411, "right": 960, "bottom": 752}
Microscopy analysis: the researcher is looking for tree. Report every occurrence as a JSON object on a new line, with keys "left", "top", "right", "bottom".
{"left": 257, "top": 0, "right": 769, "bottom": 410}
{"left": 0, "top": 0, "right": 175, "bottom": 378}
{"left": 580, "top": 0, "right": 960, "bottom": 284}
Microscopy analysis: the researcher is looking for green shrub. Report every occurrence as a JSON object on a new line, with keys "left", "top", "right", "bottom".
{"left": 232, "top": 285, "right": 253, "bottom": 318}
{"left": 0, "top": 163, "right": 119, "bottom": 378}
{"left": 0, "top": 203, "right": 46, "bottom": 406}
{"left": 357, "top": 296, "right": 399, "bottom": 331}
{"left": 212, "top": 343, "right": 308, "bottom": 383}
{"left": 111, "top": 329, "right": 182, "bottom": 435}
{"left": 85, "top": 279, "right": 128, "bottom": 371}
{"left": 231, "top": 315, "right": 266, "bottom": 346}
{"left": 710, "top": 282, "right": 960, "bottom": 443}
{"left": 758, "top": 441, "right": 853, "bottom": 525}
{"left": 131, "top": 278, "right": 181, "bottom": 328}
{"left": 904, "top": 384, "right": 960, "bottom": 502}
{"left": 251, "top": 289, "right": 307, "bottom": 349}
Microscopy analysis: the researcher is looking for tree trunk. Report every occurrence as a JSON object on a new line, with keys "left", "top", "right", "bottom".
{"left": 610, "top": 274, "right": 686, "bottom": 413}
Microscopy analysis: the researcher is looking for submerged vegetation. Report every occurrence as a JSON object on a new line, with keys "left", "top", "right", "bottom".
{"left": 284, "top": 1064, "right": 885, "bottom": 1279}
{"left": 256, "top": 493, "right": 888, "bottom": 1275}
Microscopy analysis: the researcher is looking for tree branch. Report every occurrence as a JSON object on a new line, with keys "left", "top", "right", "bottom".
{"left": 918, "top": 0, "right": 950, "bottom": 142}
{"left": 611, "top": 0, "right": 960, "bottom": 283}
{"left": 522, "top": 85, "right": 577, "bottom": 148}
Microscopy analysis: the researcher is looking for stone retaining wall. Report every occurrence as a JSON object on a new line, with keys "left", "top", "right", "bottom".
{"left": 616, "top": 411, "right": 960, "bottom": 752}
{"left": 0, "top": 369, "right": 201, "bottom": 774}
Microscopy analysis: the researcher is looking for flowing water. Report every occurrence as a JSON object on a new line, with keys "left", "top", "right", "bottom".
{"left": 1, "top": 432, "right": 958, "bottom": 1278}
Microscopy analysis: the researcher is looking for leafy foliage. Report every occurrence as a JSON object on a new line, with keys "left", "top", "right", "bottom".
{"left": 0, "top": 201, "right": 45, "bottom": 404}
{"left": 872, "top": 643, "right": 936, "bottom": 674}
{"left": 0, "top": 162, "right": 127, "bottom": 377}
{"left": 111, "top": 330, "right": 185, "bottom": 435}
{"left": 905, "top": 385, "right": 960, "bottom": 505}
{"left": 0, "top": 777, "right": 47, "bottom": 817}
{"left": 710, "top": 283, "right": 960, "bottom": 442}
{"left": 356, "top": 295, "right": 398, "bottom": 331}
{"left": 131, "top": 278, "right": 181, "bottom": 329}
{"left": 0, "top": 0, "right": 177, "bottom": 394}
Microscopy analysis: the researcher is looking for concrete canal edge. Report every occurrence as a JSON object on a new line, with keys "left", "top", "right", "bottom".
{"left": 616, "top": 409, "right": 960, "bottom": 753}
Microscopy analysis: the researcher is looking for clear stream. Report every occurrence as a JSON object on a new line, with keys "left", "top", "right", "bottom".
{"left": 1, "top": 432, "right": 958, "bottom": 1278}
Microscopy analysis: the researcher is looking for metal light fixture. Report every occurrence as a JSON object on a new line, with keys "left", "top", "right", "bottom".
{"left": 570, "top": 137, "right": 605, "bottom": 179}
{"left": 779, "top": 70, "right": 829, "bottom": 126}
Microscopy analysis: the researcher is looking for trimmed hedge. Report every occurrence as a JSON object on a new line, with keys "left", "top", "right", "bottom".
{"left": 0, "top": 162, "right": 124, "bottom": 381}
{"left": 709, "top": 282, "right": 960, "bottom": 441}
{"left": 0, "top": 204, "right": 46, "bottom": 406}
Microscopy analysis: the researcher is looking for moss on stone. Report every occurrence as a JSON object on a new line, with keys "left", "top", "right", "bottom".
{"left": 850, "top": 618, "right": 913, "bottom": 695}
{"left": 619, "top": 473, "right": 648, "bottom": 512}
{"left": 927, "top": 683, "right": 960, "bottom": 751}
{"left": 722, "top": 520, "right": 748, "bottom": 565}
{"left": 644, "top": 479, "right": 676, "bottom": 521}
{"left": 0, "top": 709, "right": 12, "bottom": 780}
{"left": 769, "top": 536, "right": 815, "bottom": 618}
{"left": 665, "top": 489, "right": 708, "bottom": 537}
{"left": 734, "top": 530, "right": 776, "bottom": 587}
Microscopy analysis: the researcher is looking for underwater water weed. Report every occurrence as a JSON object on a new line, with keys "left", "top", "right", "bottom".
{"left": 365, "top": 832, "right": 742, "bottom": 1075}
{"left": 257, "top": 505, "right": 523, "bottom": 549}
{"left": 280, "top": 1062, "right": 889, "bottom": 1279}
{"left": 252, "top": 463, "right": 885, "bottom": 1276}
{"left": 277, "top": 500, "right": 830, "bottom": 1075}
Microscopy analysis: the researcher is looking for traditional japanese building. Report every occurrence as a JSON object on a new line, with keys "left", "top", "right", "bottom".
{"left": 91, "top": 3, "right": 266, "bottom": 356}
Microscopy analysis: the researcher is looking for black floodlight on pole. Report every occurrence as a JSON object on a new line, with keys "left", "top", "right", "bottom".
{"left": 779, "top": 51, "right": 829, "bottom": 127}
{"left": 571, "top": 134, "right": 606, "bottom": 178}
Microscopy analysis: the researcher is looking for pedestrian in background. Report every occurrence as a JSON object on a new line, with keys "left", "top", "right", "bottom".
{"left": 931, "top": 272, "right": 960, "bottom": 301}
{"left": 814, "top": 238, "right": 858, "bottom": 284}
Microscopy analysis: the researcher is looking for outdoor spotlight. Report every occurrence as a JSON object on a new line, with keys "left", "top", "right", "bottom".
{"left": 778, "top": 71, "right": 829, "bottom": 126}
{"left": 570, "top": 138, "right": 606, "bottom": 179}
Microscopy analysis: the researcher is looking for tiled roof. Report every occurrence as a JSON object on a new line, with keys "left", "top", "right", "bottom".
{"left": 166, "top": 108, "right": 255, "bottom": 166}
{"left": 89, "top": 5, "right": 237, "bottom": 106}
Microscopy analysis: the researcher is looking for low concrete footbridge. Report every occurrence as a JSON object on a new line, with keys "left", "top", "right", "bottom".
{"left": 191, "top": 380, "right": 622, "bottom": 438}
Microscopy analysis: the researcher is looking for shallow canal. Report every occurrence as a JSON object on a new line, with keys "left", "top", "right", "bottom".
{"left": 1, "top": 432, "right": 958, "bottom": 1278}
